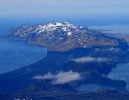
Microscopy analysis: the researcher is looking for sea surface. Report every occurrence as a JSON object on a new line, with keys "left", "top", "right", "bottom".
{"left": 78, "top": 84, "right": 114, "bottom": 92}
{"left": 0, "top": 37, "right": 47, "bottom": 74}
{"left": 89, "top": 24, "right": 129, "bottom": 34}
{"left": 108, "top": 63, "right": 129, "bottom": 90}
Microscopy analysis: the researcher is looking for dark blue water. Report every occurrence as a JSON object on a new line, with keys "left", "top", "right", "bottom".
{"left": 108, "top": 63, "right": 129, "bottom": 90}
{"left": 77, "top": 84, "right": 114, "bottom": 92}
{"left": 0, "top": 37, "right": 47, "bottom": 74}
{"left": 0, "top": 19, "right": 49, "bottom": 74}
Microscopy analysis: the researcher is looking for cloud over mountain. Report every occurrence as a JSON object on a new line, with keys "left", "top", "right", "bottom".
{"left": 73, "top": 57, "right": 110, "bottom": 63}
{"left": 33, "top": 70, "right": 82, "bottom": 84}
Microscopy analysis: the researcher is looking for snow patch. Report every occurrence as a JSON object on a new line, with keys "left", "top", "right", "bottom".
{"left": 67, "top": 32, "right": 72, "bottom": 36}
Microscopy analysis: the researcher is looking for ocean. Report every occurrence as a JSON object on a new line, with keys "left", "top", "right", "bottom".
{"left": 0, "top": 35, "right": 47, "bottom": 74}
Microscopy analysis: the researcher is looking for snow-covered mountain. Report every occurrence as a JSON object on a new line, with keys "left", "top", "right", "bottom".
{"left": 1, "top": 22, "right": 129, "bottom": 99}
{"left": 10, "top": 22, "right": 126, "bottom": 51}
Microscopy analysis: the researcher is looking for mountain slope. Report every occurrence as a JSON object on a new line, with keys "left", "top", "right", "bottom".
{"left": 1, "top": 22, "right": 129, "bottom": 99}
{"left": 9, "top": 22, "right": 127, "bottom": 51}
{"left": 0, "top": 47, "right": 129, "bottom": 98}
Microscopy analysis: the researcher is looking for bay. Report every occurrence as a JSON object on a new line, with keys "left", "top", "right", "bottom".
{"left": 0, "top": 38, "right": 47, "bottom": 74}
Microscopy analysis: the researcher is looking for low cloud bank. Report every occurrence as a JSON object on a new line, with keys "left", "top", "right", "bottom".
{"left": 33, "top": 70, "right": 82, "bottom": 85}
{"left": 95, "top": 47, "right": 120, "bottom": 52}
{"left": 73, "top": 57, "right": 110, "bottom": 63}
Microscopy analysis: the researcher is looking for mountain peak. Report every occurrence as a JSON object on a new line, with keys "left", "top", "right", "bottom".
{"left": 35, "top": 22, "right": 77, "bottom": 36}
{"left": 10, "top": 22, "right": 124, "bottom": 51}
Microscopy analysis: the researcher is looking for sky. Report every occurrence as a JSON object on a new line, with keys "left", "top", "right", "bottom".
{"left": 0, "top": 0, "right": 129, "bottom": 18}
{"left": 0, "top": 0, "right": 129, "bottom": 28}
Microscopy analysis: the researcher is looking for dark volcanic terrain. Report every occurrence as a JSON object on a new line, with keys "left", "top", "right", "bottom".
{"left": 1, "top": 22, "right": 129, "bottom": 100}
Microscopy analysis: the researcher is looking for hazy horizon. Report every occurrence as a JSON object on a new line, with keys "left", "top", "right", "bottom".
{"left": 0, "top": 0, "right": 129, "bottom": 34}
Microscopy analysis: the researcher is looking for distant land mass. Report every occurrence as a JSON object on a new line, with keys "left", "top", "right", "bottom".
{"left": 9, "top": 22, "right": 128, "bottom": 51}
{"left": 0, "top": 22, "right": 129, "bottom": 100}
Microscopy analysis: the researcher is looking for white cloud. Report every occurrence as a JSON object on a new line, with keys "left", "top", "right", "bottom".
{"left": 33, "top": 70, "right": 82, "bottom": 85}
{"left": 73, "top": 57, "right": 110, "bottom": 63}
{"left": 94, "top": 47, "right": 120, "bottom": 52}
